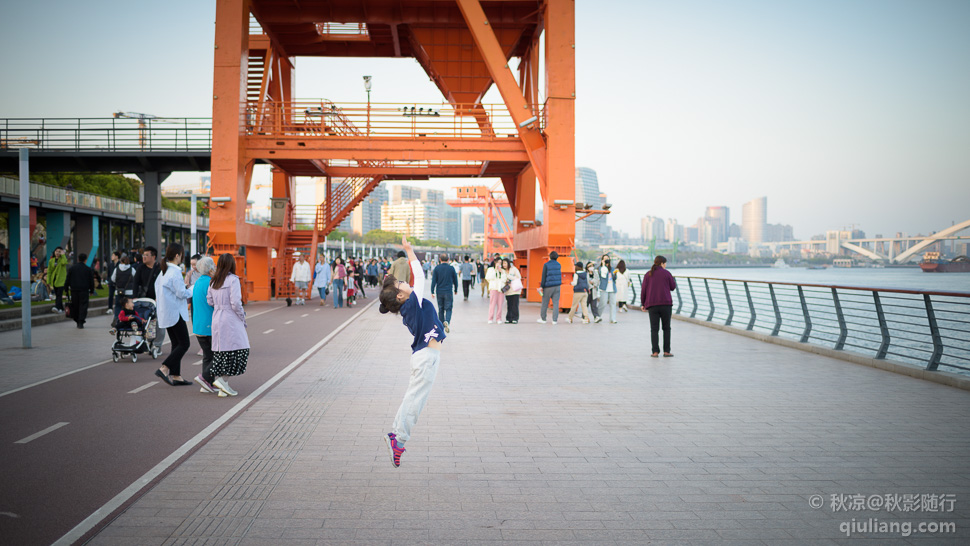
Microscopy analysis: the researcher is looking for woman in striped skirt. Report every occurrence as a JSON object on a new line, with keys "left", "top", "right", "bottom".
{"left": 206, "top": 253, "right": 250, "bottom": 397}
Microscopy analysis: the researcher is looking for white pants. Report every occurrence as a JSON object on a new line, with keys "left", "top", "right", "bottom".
{"left": 392, "top": 347, "right": 440, "bottom": 445}
{"left": 602, "top": 291, "right": 618, "bottom": 323}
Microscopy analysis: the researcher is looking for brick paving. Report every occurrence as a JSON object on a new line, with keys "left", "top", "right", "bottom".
{"left": 87, "top": 291, "right": 970, "bottom": 545}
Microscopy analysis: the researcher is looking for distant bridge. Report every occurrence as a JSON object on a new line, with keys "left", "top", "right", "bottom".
{"left": 776, "top": 219, "right": 970, "bottom": 263}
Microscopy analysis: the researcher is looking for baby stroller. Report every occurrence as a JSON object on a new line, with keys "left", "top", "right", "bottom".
{"left": 111, "top": 298, "right": 160, "bottom": 363}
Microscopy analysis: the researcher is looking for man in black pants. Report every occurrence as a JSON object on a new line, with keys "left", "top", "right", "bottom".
{"left": 134, "top": 246, "right": 163, "bottom": 354}
{"left": 65, "top": 253, "right": 96, "bottom": 329}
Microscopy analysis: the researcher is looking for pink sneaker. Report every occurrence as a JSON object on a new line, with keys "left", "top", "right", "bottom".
{"left": 384, "top": 433, "right": 405, "bottom": 468}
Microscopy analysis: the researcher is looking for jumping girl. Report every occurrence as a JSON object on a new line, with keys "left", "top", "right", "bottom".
{"left": 378, "top": 235, "right": 446, "bottom": 468}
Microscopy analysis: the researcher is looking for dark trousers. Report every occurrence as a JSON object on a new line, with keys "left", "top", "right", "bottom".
{"left": 198, "top": 335, "right": 215, "bottom": 383}
{"left": 436, "top": 291, "right": 454, "bottom": 323}
{"left": 648, "top": 305, "right": 673, "bottom": 354}
{"left": 107, "top": 283, "right": 116, "bottom": 311}
{"left": 54, "top": 286, "right": 65, "bottom": 310}
{"left": 70, "top": 289, "right": 90, "bottom": 325}
{"left": 462, "top": 279, "right": 472, "bottom": 299}
{"left": 588, "top": 290, "right": 600, "bottom": 318}
{"left": 355, "top": 276, "right": 366, "bottom": 297}
{"left": 505, "top": 294, "right": 520, "bottom": 323}
{"left": 162, "top": 318, "right": 190, "bottom": 376}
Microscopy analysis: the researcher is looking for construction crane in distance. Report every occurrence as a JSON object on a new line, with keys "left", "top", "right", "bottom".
{"left": 113, "top": 111, "right": 159, "bottom": 150}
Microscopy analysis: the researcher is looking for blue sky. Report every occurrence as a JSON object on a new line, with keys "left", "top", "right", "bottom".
{"left": 2, "top": 0, "right": 968, "bottom": 240}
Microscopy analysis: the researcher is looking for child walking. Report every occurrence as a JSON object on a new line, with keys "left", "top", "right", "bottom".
{"left": 378, "top": 236, "right": 446, "bottom": 468}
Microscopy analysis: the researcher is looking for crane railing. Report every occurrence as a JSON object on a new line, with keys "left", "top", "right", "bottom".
{"left": 245, "top": 100, "right": 536, "bottom": 140}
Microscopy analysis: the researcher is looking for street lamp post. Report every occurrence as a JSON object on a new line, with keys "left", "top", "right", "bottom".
{"left": 363, "top": 75, "right": 372, "bottom": 135}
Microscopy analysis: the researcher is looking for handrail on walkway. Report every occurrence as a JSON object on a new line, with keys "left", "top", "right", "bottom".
{"left": 0, "top": 118, "right": 212, "bottom": 152}
{"left": 629, "top": 274, "right": 970, "bottom": 374}
{"left": 0, "top": 176, "right": 208, "bottom": 228}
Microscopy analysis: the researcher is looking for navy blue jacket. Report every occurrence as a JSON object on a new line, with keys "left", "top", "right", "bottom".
{"left": 540, "top": 260, "right": 562, "bottom": 288}
{"left": 430, "top": 263, "right": 458, "bottom": 295}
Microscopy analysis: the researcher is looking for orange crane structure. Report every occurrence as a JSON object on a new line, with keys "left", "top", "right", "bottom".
{"left": 208, "top": 0, "right": 576, "bottom": 303}
{"left": 446, "top": 185, "right": 514, "bottom": 258}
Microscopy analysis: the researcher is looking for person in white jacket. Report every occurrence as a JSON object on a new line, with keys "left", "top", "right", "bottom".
{"left": 289, "top": 252, "right": 312, "bottom": 305}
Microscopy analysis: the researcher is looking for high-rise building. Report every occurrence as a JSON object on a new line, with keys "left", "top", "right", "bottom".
{"left": 665, "top": 218, "right": 684, "bottom": 244}
{"left": 442, "top": 205, "right": 461, "bottom": 245}
{"left": 765, "top": 223, "right": 794, "bottom": 243}
{"left": 381, "top": 200, "right": 439, "bottom": 240}
{"left": 392, "top": 185, "right": 446, "bottom": 241}
{"left": 343, "top": 182, "right": 388, "bottom": 236}
{"left": 641, "top": 216, "right": 665, "bottom": 243}
{"left": 705, "top": 206, "right": 730, "bottom": 244}
{"left": 575, "top": 167, "right": 603, "bottom": 245}
{"left": 462, "top": 212, "right": 485, "bottom": 246}
{"left": 742, "top": 197, "right": 767, "bottom": 244}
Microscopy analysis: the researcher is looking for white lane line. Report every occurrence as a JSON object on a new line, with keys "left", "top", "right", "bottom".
{"left": 0, "top": 303, "right": 288, "bottom": 400}
{"left": 15, "top": 422, "right": 70, "bottom": 444}
{"left": 191, "top": 359, "right": 203, "bottom": 366}
{"left": 262, "top": 329, "right": 275, "bottom": 334}
{"left": 54, "top": 299, "right": 378, "bottom": 546}
{"left": 301, "top": 313, "right": 308, "bottom": 317}
{"left": 284, "top": 320, "right": 294, "bottom": 325}
{"left": 128, "top": 382, "right": 159, "bottom": 394}
{"left": 314, "top": 308, "right": 320, "bottom": 312}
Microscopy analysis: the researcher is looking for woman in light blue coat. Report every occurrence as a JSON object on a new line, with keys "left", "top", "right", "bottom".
{"left": 206, "top": 253, "right": 250, "bottom": 397}
{"left": 192, "top": 257, "right": 217, "bottom": 394}
{"left": 313, "top": 254, "right": 332, "bottom": 306}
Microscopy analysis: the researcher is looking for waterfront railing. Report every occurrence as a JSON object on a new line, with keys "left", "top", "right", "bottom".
{"left": 630, "top": 275, "right": 970, "bottom": 374}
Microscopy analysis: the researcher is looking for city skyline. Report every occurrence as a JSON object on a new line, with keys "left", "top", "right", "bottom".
{"left": 1, "top": 0, "right": 968, "bottom": 241}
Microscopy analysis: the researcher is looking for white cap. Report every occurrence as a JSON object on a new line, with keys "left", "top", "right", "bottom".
{"left": 293, "top": 251, "right": 302, "bottom": 256}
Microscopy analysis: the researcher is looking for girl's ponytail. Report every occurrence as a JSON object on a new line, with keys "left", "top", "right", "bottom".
{"left": 649, "top": 255, "right": 667, "bottom": 277}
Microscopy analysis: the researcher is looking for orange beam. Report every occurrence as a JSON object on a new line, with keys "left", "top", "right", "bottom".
{"left": 244, "top": 138, "right": 529, "bottom": 161}
{"left": 325, "top": 166, "right": 482, "bottom": 177}
{"left": 210, "top": 0, "right": 251, "bottom": 248}
{"left": 456, "top": 0, "right": 547, "bottom": 188}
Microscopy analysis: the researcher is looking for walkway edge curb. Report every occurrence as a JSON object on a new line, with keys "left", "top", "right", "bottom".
{"left": 673, "top": 314, "right": 970, "bottom": 392}
{"left": 54, "top": 300, "right": 377, "bottom": 546}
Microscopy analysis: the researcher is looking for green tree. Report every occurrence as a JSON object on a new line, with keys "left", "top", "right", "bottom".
{"left": 362, "top": 229, "right": 404, "bottom": 245}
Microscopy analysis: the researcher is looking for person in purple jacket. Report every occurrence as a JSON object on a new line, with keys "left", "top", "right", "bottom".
{"left": 640, "top": 255, "right": 677, "bottom": 358}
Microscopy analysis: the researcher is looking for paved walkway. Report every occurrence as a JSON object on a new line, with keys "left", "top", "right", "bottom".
{"left": 79, "top": 291, "right": 970, "bottom": 544}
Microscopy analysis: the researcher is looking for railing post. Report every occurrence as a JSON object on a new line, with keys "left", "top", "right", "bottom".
{"left": 687, "top": 278, "right": 697, "bottom": 318}
{"left": 674, "top": 283, "right": 683, "bottom": 315}
{"left": 704, "top": 278, "right": 715, "bottom": 321}
{"left": 744, "top": 281, "right": 756, "bottom": 331}
{"left": 923, "top": 294, "right": 943, "bottom": 371}
{"left": 872, "top": 291, "right": 890, "bottom": 360}
{"left": 723, "top": 280, "right": 734, "bottom": 326}
{"left": 798, "top": 285, "right": 812, "bottom": 343}
{"left": 768, "top": 283, "right": 781, "bottom": 336}
{"left": 832, "top": 287, "right": 847, "bottom": 350}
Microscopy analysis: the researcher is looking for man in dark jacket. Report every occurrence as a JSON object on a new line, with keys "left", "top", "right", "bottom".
{"left": 430, "top": 254, "right": 459, "bottom": 333}
{"left": 105, "top": 250, "right": 119, "bottom": 314}
{"left": 65, "top": 253, "right": 96, "bottom": 328}
{"left": 537, "top": 251, "right": 562, "bottom": 324}
{"left": 133, "top": 246, "right": 160, "bottom": 300}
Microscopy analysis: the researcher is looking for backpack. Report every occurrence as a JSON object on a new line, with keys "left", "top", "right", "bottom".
{"left": 115, "top": 267, "right": 134, "bottom": 295}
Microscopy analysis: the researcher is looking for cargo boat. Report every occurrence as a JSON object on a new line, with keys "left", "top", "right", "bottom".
{"left": 920, "top": 252, "right": 970, "bottom": 273}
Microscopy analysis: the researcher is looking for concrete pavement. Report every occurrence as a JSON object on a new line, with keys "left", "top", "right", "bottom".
{"left": 71, "top": 288, "right": 970, "bottom": 545}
